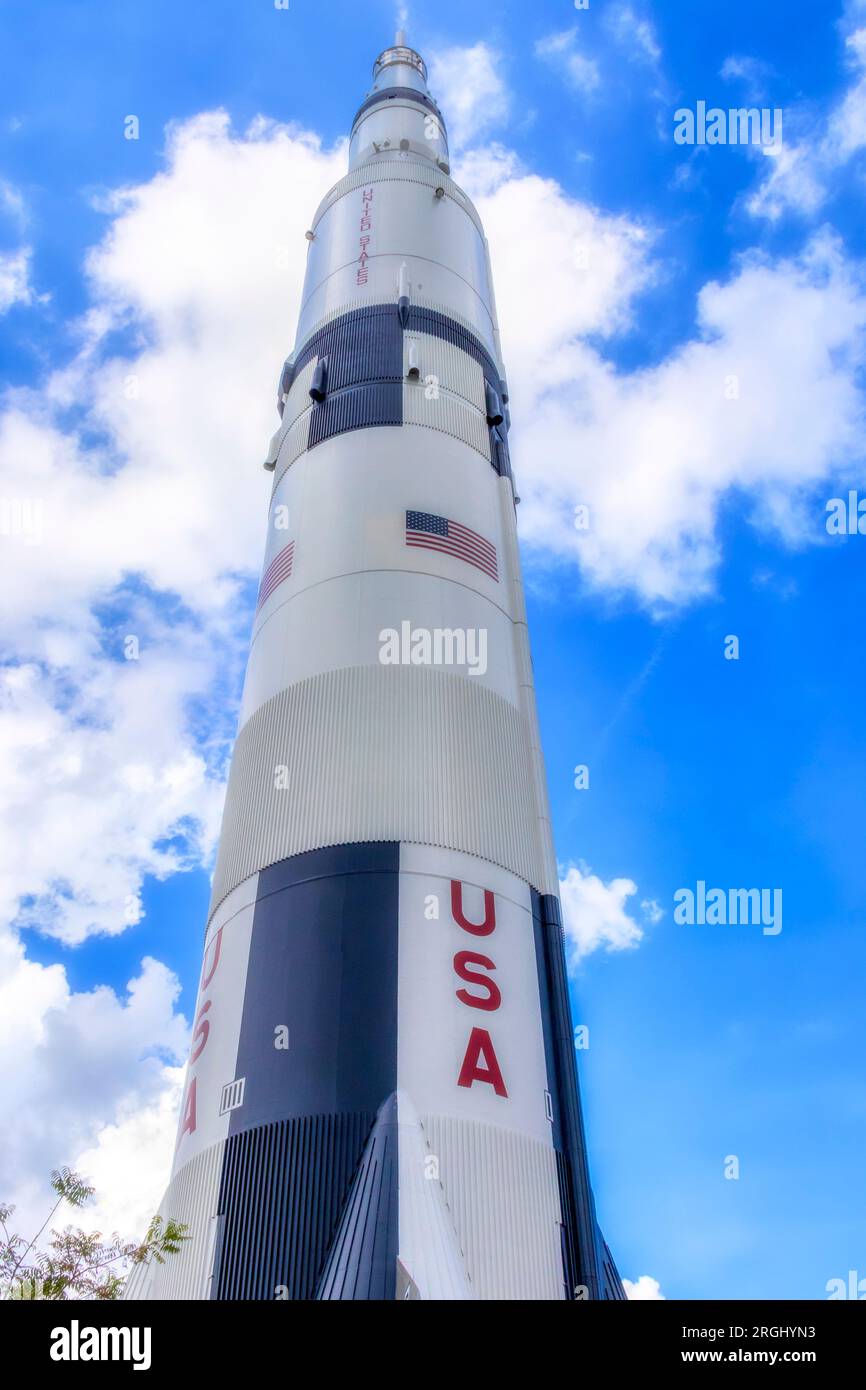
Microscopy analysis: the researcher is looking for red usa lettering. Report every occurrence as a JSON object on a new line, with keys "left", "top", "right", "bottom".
{"left": 177, "top": 927, "right": 224, "bottom": 1144}
{"left": 450, "top": 880, "right": 508, "bottom": 1098}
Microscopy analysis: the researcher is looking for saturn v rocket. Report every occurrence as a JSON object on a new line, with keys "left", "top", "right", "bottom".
{"left": 126, "top": 34, "right": 623, "bottom": 1302}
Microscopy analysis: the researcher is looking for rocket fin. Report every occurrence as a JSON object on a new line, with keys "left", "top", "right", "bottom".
{"left": 395, "top": 1092, "right": 475, "bottom": 1300}
{"left": 314, "top": 1095, "right": 399, "bottom": 1301}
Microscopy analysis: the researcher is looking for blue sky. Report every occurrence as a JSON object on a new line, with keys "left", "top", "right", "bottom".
{"left": 1, "top": 0, "right": 864, "bottom": 1300}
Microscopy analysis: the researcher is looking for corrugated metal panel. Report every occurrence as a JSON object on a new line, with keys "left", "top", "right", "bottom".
{"left": 122, "top": 1142, "right": 225, "bottom": 1301}
{"left": 311, "top": 159, "right": 485, "bottom": 238}
{"left": 213, "top": 1112, "right": 374, "bottom": 1301}
{"left": 599, "top": 1231, "right": 627, "bottom": 1300}
{"left": 308, "top": 381, "right": 402, "bottom": 448}
{"left": 407, "top": 304, "right": 502, "bottom": 392}
{"left": 422, "top": 1115, "right": 563, "bottom": 1300}
{"left": 272, "top": 410, "right": 312, "bottom": 489}
{"left": 294, "top": 295, "right": 374, "bottom": 345}
{"left": 414, "top": 295, "right": 486, "bottom": 343}
{"left": 403, "top": 331, "right": 486, "bottom": 413}
{"left": 294, "top": 304, "right": 403, "bottom": 392}
{"left": 208, "top": 666, "right": 545, "bottom": 921}
{"left": 403, "top": 380, "right": 491, "bottom": 459}
{"left": 296, "top": 293, "right": 483, "bottom": 367}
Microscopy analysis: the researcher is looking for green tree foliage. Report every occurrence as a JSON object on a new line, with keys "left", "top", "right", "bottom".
{"left": 1, "top": 1167, "right": 187, "bottom": 1300}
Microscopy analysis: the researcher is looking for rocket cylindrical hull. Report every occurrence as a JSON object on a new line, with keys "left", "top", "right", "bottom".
{"left": 125, "top": 39, "right": 621, "bottom": 1302}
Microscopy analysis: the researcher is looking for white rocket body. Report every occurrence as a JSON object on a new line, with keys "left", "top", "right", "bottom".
{"left": 125, "top": 39, "right": 621, "bottom": 1302}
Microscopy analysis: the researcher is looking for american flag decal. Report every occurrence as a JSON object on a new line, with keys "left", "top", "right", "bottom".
{"left": 405, "top": 511, "right": 498, "bottom": 581}
{"left": 256, "top": 541, "right": 294, "bottom": 611}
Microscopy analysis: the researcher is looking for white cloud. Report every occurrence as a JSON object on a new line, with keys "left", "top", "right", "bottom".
{"left": 747, "top": 21, "right": 866, "bottom": 220}
{"left": 606, "top": 3, "right": 662, "bottom": 67}
{"left": 624, "top": 1273, "right": 666, "bottom": 1299}
{"left": 472, "top": 168, "right": 653, "bottom": 368}
{"left": 453, "top": 142, "right": 524, "bottom": 200}
{"left": 0, "top": 180, "right": 27, "bottom": 229}
{"left": 535, "top": 30, "right": 601, "bottom": 96}
{"left": 72, "top": 1068, "right": 185, "bottom": 1242}
{"left": 746, "top": 143, "right": 826, "bottom": 222}
{"left": 0, "top": 946, "right": 188, "bottom": 1237}
{"left": 0, "top": 643, "right": 227, "bottom": 946}
{"left": 721, "top": 55, "right": 755, "bottom": 82}
{"left": 0, "top": 247, "right": 35, "bottom": 312}
{"left": 534, "top": 5, "right": 661, "bottom": 104}
{"left": 460, "top": 137, "right": 866, "bottom": 610}
{"left": 831, "top": 27, "right": 866, "bottom": 158}
{"left": 428, "top": 43, "right": 509, "bottom": 150}
{"left": 641, "top": 898, "right": 664, "bottom": 924}
{"left": 493, "top": 230, "right": 866, "bottom": 606}
{"left": 720, "top": 54, "right": 773, "bottom": 99}
{"left": 559, "top": 863, "right": 646, "bottom": 960}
